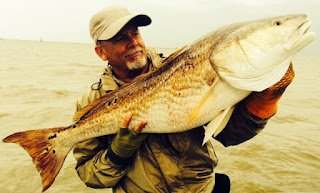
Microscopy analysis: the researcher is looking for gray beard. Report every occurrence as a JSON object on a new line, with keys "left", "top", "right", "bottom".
{"left": 126, "top": 55, "right": 147, "bottom": 70}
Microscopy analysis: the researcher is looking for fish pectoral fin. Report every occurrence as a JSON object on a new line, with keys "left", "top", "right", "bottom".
{"left": 188, "top": 77, "right": 219, "bottom": 123}
{"left": 202, "top": 106, "right": 235, "bottom": 145}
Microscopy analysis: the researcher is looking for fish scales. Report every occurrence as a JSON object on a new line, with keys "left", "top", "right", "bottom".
{"left": 71, "top": 47, "right": 217, "bottom": 142}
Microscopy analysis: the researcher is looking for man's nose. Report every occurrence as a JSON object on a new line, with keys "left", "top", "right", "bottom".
{"left": 128, "top": 36, "right": 138, "bottom": 47}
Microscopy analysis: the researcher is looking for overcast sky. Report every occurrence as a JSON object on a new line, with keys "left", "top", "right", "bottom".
{"left": 1, "top": 0, "right": 319, "bottom": 55}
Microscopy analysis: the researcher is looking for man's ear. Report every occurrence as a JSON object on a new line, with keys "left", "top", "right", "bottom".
{"left": 95, "top": 45, "right": 108, "bottom": 61}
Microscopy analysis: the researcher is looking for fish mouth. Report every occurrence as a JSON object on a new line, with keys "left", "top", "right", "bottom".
{"left": 302, "top": 22, "right": 311, "bottom": 35}
{"left": 300, "top": 19, "right": 312, "bottom": 35}
{"left": 283, "top": 17, "right": 316, "bottom": 50}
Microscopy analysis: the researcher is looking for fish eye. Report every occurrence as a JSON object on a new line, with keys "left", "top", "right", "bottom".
{"left": 274, "top": 21, "right": 282, "bottom": 26}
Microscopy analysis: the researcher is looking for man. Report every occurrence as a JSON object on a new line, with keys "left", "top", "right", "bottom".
{"left": 73, "top": 6, "right": 294, "bottom": 193}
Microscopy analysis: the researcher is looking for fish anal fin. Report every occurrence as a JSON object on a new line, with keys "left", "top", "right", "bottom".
{"left": 188, "top": 77, "right": 219, "bottom": 123}
{"left": 3, "top": 127, "right": 72, "bottom": 192}
{"left": 202, "top": 106, "right": 235, "bottom": 145}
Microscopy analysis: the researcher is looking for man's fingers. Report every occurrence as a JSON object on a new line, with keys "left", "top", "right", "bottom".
{"left": 134, "top": 120, "right": 148, "bottom": 132}
{"left": 120, "top": 112, "right": 148, "bottom": 134}
{"left": 120, "top": 112, "right": 133, "bottom": 128}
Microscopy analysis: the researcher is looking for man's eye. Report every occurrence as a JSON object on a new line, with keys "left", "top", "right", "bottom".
{"left": 133, "top": 32, "right": 139, "bottom": 36}
{"left": 113, "top": 37, "right": 126, "bottom": 43}
{"left": 115, "top": 38, "right": 123, "bottom": 42}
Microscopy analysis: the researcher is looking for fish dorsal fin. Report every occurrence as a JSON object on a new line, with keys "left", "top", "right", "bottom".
{"left": 73, "top": 84, "right": 130, "bottom": 122}
{"left": 132, "top": 71, "right": 154, "bottom": 82}
{"left": 202, "top": 106, "right": 235, "bottom": 145}
{"left": 73, "top": 94, "right": 110, "bottom": 122}
{"left": 163, "top": 45, "right": 187, "bottom": 63}
{"left": 188, "top": 77, "right": 219, "bottom": 123}
{"left": 132, "top": 45, "right": 187, "bottom": 83}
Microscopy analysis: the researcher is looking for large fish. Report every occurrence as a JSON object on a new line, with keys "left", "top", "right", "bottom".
{"left": 3, "top": 14, "right": 316, "bottom": 192}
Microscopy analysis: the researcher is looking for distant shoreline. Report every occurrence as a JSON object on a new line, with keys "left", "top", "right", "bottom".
{"left": 1, "top": 38, "right": 317, "bottom": 57}
{"left": 0, "top": 38, "right": 179, "bottom": 51}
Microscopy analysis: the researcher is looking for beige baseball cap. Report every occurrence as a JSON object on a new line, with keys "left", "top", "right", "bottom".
{"left": 89, "top": 6, "right": 151, "bottom": 44}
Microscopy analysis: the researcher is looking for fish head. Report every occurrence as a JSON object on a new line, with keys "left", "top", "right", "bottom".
{"left": 211, "top": 14, "right": 316, "bottom": 91}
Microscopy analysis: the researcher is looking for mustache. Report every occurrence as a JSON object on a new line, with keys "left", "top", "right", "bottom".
{"left": 124, "top": 47, "right": 143, "bottom": 57}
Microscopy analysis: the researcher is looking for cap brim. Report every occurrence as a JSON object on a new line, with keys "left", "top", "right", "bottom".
{"left": 98, "top": 14, "right": 151, "bottom": 41}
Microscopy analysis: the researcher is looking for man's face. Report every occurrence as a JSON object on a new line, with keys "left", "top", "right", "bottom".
{"left": 97, "top": 24, "right": 147, "bottom": 72}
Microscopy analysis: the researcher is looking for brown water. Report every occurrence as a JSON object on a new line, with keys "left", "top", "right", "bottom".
{"left": 0, "top": 39, "right": 319, "bottom": 193}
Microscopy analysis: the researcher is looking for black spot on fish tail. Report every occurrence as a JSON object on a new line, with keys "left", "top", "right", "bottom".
{"left": 72, "top": 125, "right": 76, "bottom": 129}
{"left": 114, "top": 98, "right": 118, "bottom": 104}
{"left": 53, "top": 150, "right": 56, "bottom": 154}
{"left": 108, "top": 101, "right": 112, "bottom": 106}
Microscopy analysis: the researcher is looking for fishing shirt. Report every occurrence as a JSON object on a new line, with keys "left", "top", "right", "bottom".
{"left": 73, "top": 47, "right": 268, "bottom": 193}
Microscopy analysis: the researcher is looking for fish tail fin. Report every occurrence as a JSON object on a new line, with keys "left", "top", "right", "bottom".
{"left": 2, "top": 126, "right": 72, "bottom": 192}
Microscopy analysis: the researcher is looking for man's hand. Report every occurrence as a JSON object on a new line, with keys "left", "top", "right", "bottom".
{"left": 245, "top": 63, "right": 295, "bottom": 118}
{"left": 110, "top": 112, "right": 148, "bottom": 159}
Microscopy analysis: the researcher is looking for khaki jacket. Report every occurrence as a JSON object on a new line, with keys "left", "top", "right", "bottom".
{"left": 73, "top": 48, "right": 268, "bottom": 192}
